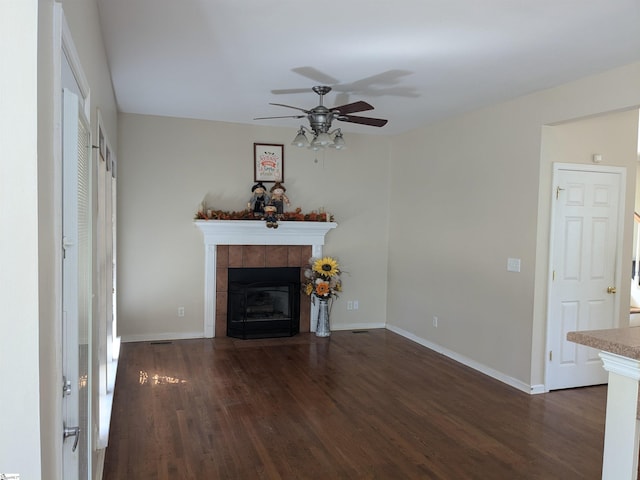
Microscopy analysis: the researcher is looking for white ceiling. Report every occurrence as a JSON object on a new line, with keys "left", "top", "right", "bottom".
{"left": 96, "top": 0, "right": 640, "bottom": 135}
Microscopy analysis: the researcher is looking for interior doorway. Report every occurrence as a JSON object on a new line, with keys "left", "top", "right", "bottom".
{"left": 546, "top": 164, "right": 625, "bottom": 390}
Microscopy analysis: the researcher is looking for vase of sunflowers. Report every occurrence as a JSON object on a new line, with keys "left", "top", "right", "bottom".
{"left": 302, "top": 256, "right": 342, "bottom": 337}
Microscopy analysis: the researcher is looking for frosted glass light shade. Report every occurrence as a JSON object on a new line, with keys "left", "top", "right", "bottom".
{"left": 291, "top": 130, "right": 309, "bottom": 147}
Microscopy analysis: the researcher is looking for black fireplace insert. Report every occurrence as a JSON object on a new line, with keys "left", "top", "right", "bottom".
{"left": 227, "top": 267, "right": 300, "bottom": 339}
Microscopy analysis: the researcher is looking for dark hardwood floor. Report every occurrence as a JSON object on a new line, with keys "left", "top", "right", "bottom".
{"left": 103, "top": 329, "right": 612, "bottom": 479}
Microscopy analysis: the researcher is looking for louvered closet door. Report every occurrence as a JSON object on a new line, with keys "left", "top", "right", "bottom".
{"left": 62, "top": 87, "right": 92, "bottom": 480}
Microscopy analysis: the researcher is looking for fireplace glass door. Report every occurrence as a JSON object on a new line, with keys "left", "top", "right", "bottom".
{"left": 227, "top": 267, "right": 300, "bottom": 339}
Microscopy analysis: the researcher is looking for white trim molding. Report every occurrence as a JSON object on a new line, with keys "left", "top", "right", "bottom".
{"left": 599, "top": 351, "right": 640, "bottom": 381}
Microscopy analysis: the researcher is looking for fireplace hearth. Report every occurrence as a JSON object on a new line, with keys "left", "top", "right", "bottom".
{"left": 227, "top": 267, "right": 300, "bottom": 339}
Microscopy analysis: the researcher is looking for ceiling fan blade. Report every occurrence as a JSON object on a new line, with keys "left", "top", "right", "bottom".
{"left": 330, "top": 100, "right": 374, "bottom": 115}
{"left": 271, "top": 88, "right": 312, "bottom": 95}
{"left": 269, "top": 103, "right": 310, "bottom": 113}
{"left": 337, "top": 115, "right": 388, "bottom": 127}
{"left": 333, "top": 92, "right": 351, "bottom": 107}
{"left": 291, "top": 66, "right": 340, "bottom": 85}
{"left": 254, "top": 114, "right": 306, "bottom": 120}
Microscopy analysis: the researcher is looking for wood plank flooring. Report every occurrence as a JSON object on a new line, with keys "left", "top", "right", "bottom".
{"left": 103, "top": 330, "right": 613, "bottom": 479}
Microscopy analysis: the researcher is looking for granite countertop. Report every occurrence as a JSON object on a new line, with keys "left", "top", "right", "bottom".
{"left": 567, "top": 327, "right": 640, "bottom": 361}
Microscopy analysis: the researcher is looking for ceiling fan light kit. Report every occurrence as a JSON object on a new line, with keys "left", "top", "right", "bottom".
{"left": 291, "top": 127, "right": 310, "bottom": 148}
{"left": 329, "top": 130, "right": 346, "bottom": 150}
{"left": 292, "top": 126, "right": 346, "bottom": 150}
{"left": 255, "top": 85, "right": 388, "bottom": 151}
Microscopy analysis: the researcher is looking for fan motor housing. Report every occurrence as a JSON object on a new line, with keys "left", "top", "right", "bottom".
{"left": 308, "top": 106, "right": 333, "bottom": 134}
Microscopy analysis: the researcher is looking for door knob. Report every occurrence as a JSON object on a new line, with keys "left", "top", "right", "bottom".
{"left": 607, "top": 286, "right": 617, "bottom": 294}
{"left": 64, "top": 425, "right": 80, "bottom": 452}
{"left": 62, "top": 236, "right": 75, "bottom": 250}
{"left": 62, "top": 375, "right": 72, "bottom": 396}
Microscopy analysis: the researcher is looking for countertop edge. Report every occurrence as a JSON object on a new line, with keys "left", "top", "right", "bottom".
{"left": 567, "top": 327, "right": 640, "bottom": 361}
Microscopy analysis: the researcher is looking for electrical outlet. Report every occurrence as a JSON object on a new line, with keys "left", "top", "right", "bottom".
{"left": 353, "top": 300, "right": 359, "bottom": 310}
{"left": 433, "top": 316, "right": 438, "bottom": 327}
{"left": 178, "top": 307, "right": 185, "bottom": 317}
{"left": 347, "top": 301, "right": 353, "bottom": 310}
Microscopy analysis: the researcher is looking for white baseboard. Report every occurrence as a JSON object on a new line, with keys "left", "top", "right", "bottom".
{"left": 120, "top": 331, "right": 204, "bottom": 343}
{"left": 333, "top": 322, "right": 386, "bottom": 331}
{"left": 530, "top": 384, "right": 546, "bottom": 394}
{"left": 386, "top": 324, "right": 541, "bottom": 395}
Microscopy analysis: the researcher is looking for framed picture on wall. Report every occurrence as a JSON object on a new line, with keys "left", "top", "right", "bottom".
{"left": 254, "top": 143, "right": 284, "bottom": 182}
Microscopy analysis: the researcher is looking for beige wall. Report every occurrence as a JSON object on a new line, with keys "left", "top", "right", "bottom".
{"left": 387, "top": 106, "right": 542, "bottom": 390}
{"left": 117, "top": 114, "right": 391, "bottom": 340}
{"left": 388, "top": 62, "right": 640, "bottom": 392}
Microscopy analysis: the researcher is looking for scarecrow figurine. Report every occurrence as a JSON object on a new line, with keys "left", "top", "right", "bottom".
{"left": 269, "top": 182, "right": 290, "bottom": 217}
{"left": 248, "top": 182, "right": 270, "bottom": 217}
{"left": 264, "top": 205, "right": 279, "bottom": 228}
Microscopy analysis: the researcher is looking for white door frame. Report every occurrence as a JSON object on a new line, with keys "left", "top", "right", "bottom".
{"left": 544, "top": 162, "right": 626, "bottom": 391}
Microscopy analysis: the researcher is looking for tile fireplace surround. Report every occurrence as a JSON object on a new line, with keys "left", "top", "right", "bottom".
{"left": 195, "top": 220, "right": 337, "bottom": 337}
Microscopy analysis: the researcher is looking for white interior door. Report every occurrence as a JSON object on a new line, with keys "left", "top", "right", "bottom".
{"left": 62, "top": 88, "right": 91, "bottom": 480}
{"left": 546, "top": 164, "right": 624, "bottom": 390}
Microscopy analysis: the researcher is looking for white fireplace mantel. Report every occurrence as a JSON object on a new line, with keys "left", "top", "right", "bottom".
{"left": 194, "top": 220, "right": 337, "bottom": 337}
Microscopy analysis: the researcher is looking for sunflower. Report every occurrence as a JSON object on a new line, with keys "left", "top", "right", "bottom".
{"left": 302, "top": 256, "right": 343, "bottom": 298}
{"left": 312, "top": 257, "right": 340, "bottom": 278}
{"left": 315, "top": 281, "right": 331, "bottom": 296}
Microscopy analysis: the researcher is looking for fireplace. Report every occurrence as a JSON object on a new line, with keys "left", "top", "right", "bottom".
{"left": 195, "top": 220, "right": 337, "bottom": 338}
{"left": 227, "top": 267, "right": 300, "bottom": 339}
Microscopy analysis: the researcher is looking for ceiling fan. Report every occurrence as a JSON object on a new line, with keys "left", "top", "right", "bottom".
{"left": 254, "top": 86, "right": 388, "bottom": 150}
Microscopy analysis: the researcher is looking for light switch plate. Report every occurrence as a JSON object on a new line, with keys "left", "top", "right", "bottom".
{"left": 507, "top": 258, "right": 521, "bottom": 272}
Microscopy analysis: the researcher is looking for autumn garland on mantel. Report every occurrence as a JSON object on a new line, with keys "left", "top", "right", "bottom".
{"left": 195, "top": 207, "right": 333, "bottom": 222}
